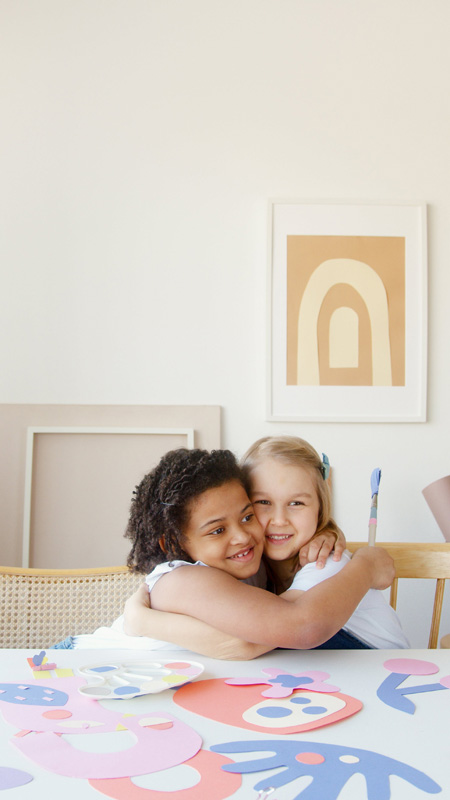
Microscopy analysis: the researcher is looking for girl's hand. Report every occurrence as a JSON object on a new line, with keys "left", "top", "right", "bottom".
{"left": 352, "top": 545, "right": 395, "bottom": 590}
{"left": 123, "top": 583, "right": 151, "bottom": 636}
{"left": 299, "top": 528, "right": 346, "bottom": 569}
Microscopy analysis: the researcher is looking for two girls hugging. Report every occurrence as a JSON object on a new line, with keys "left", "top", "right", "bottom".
{"left": 61, "top": 436, "right": 408, "bottom": 655}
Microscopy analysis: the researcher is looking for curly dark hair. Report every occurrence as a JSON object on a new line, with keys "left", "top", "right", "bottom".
{"left": 125, "top": 448, "right": 244, "bottom": 574}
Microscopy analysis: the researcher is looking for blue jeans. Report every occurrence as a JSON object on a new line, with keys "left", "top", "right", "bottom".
{"left": 312, "top": 629, "right": 372, "bottom": 649}
{"left": 51, "top": 636, "right": 75, "bottom": 649}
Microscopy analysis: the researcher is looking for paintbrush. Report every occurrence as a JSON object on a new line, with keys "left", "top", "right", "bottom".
{"left": 368, "top": 468, "right": 382, "bottom": 546}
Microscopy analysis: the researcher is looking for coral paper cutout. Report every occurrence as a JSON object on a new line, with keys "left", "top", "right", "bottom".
{"left": 174, "top": 678, "right": 361, "bottom": 735}
{"left": 89, "top": 749, "right": 241, "bottom": 799}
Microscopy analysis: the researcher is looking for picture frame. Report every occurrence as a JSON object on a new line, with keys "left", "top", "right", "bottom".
{"left": 267, "top": 200, "right": 427, "bottom": 422}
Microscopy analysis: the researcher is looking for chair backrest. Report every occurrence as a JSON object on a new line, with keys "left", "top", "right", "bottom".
{"left": 347, "top": 542, "right": 450, "bottom": 648}
{"left": 0, "top": 566, "right": 144, "bottom": 649}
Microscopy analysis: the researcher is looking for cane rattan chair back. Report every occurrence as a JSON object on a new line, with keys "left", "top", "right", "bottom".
{"left": 347, "top": 542, "right": 450, "bottom": 648}
{"left": 0, "top": 566, "right": 144, "bottom": 649}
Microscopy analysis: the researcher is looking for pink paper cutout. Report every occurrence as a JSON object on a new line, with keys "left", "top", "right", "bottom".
{"left": 226, "top": 668, "right": 339, "bottom": 698}
{"left": 13, "top": 715, "right": 201, "bottom": 779}
{"left": 383, "top": 658, "right": 439, "bottom": 676}
{"left": 0, "top": 676, "right": 201, "bottom": 780}
{"left": 439, "top": 675, "right": 450, "bottom": 689}
{"left": 89, "top": 749, "right": 242, "bottom": 799}
{"left": 0, "top": 766, "right": 33, "bottom": 790}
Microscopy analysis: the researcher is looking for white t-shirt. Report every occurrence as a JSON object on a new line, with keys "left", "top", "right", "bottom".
{"left": 73, "top": 559, "right": 267, "bottom": 649}
{"left": 288, "top": 551, "right": 409, "bottom": 649}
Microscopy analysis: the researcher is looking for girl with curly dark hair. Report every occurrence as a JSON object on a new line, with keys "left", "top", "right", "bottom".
{"left": 124, "top": 447, "right": 264, "bottom": 581}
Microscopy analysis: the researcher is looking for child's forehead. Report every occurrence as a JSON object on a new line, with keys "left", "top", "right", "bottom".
{"left": 250, "top": 458, "right": 316, "bottom": 487}
{"left": 187, "top": 479, "right": 250, "bottom": 514}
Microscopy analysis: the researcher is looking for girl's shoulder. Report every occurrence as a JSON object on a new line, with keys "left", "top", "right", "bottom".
{"left": 145, "top": 559, "right": 208, "bottom": 592}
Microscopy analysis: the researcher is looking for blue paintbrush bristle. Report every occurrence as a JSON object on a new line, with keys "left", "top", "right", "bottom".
{"left": 371, "top": 468, "right": 382, "bottom": 497}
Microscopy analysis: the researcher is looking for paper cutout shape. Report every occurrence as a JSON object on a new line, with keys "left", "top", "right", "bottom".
{"left": 0, "top": 683, "right": 68, "bottom": 707}
{"left": 225, "top": 669, "right": 340, "bottom": 698}
{"left": 383, "top": 658, "right": 439, "bottom": 676}
{"left": 14, "top": 720, "right": 201, "bottom": 779}
{"left": 0, "top": 676, "right": 201, "bottom": 779}
{"left": 26, "top": 657, "right": 74, "bottom": 680}
{"left": 211, "top": 739, "right": 441, "bottom": 800}
{"left": 78, "top": 659, "right": 204, "bottom": 700}
{"left": 377, "top": 658, "right": 450, "bottom": 714}
{"left": 0, "top": 766, "right": 33, "bottom": 790}
{"left": 89, "top": 749, "right": 242, "bottom": 799}
{"left": 32, "top": 651, "right": 46, "bottom": 667}
{"left": 174, "top": 679, "right": 361, "bottom": 734}
{"left": 422, "top": 475, "right": 450, "bottom": 541}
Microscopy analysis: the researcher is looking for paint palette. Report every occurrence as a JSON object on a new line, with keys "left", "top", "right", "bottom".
{"left": 77, "top": 659, "right": 204, "bottom": 700}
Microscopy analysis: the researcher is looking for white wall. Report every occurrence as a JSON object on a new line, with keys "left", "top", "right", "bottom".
{"left": 1, "top": 0, "right": 449, "bottom": 646}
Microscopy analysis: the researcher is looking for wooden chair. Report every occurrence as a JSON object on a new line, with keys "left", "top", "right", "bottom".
{"left": 0, "top": 566, "right": 144, "bottom": 649}
{"left": 347, "top": 542, "right": 450, "bottom": 648}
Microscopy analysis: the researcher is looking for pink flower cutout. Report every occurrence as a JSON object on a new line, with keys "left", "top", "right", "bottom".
{"left": 225, "top": 668, "right": 340, "bottom": 698}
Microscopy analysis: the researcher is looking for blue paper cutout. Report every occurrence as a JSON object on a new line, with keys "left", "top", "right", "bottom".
{"left": 0, "top": 684, "right": 68, "bottom": 707}
{"left": 90, "top": 666, "right": 117, "bottom": 673}
{"left": 32, "top": 651, "right": 46, "bottom": 667}
{"left": 211, "top": 739, "right": 441, "bottom": 800}
{"left": 303, "top": 705, "right": 328, "bottom": 715}
{"left": 271, "top": 674, "right": 314, "bottom": 688}
{"left": 0, "top": 766, "right": 33, "bottom": 790}
{"left": 377, "top": 671, "right": 449, "bottom": 714}
{"left": 257, "top": 707, "right": 292, "bottom": 718}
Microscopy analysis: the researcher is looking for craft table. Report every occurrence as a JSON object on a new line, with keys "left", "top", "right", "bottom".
{"left": 0, "top": 648, "right": 449, "bottom": 800}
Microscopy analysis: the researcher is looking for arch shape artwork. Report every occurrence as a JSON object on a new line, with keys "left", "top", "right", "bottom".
{"left": 296, "top": 258, "right": 392, "bottom": 386}
{"left": 329, "top": 307, "right": 359, "bottom": 368}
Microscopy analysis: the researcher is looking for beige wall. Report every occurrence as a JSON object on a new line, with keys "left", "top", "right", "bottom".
{"left": 1, "top": 0, "right": 450, "bottom": 644}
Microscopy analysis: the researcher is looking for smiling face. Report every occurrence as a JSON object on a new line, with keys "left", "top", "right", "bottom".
{"left": 249, "top": 458, "right": 320, "bottom": 561}
{"left": 182, "top": 480, "right": 265, "bottom": 580}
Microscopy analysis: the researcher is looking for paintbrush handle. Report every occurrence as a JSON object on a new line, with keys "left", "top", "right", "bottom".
{"left": 368, "top": 495, "right": 378, "bottom": 546}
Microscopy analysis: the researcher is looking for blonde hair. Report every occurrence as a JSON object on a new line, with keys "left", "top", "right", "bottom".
{"left": 241, "top": 435, "right": 342, "bottom": 540}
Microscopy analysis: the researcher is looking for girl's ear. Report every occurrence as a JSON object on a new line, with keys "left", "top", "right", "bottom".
{"left": 158, "top": 535, "right": 167, "bottom": 553}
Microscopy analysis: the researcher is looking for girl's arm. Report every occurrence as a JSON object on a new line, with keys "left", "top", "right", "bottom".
{"left": 150, "top": 546, "right": 394, "bottom": 650}
{"left": 123, "top": 585, "right": 272, "bottom": 660}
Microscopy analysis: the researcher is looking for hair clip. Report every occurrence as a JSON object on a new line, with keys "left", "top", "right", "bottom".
{"left": 160, "top": 501, "right": 175, "bottom": 507}
{"left": 321, "top": 453, "right": 330, "bottom": 481}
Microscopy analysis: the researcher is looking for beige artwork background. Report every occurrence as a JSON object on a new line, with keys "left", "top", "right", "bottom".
{"left": 286, "top": 236, "right": 405, "bottom": 386}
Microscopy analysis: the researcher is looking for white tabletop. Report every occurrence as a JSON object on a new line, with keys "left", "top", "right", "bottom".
{"left": 0, "top": 648, "right": 449, "bottom": 799}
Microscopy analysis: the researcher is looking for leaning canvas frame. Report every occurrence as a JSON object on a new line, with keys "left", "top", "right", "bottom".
{"left": 267, "top": 200, "right": 427, "bottom": 422}
{"left": 22, "top": 426, "right": 195, "bottom": 568}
